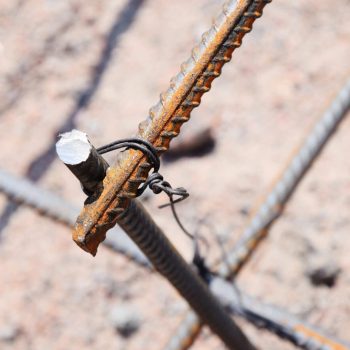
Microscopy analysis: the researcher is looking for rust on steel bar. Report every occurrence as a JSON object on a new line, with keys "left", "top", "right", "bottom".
{"left": 72, "top": 0, "right": 272, "bottom": 254}
{"left": 163, "top": 78, "right": 350, "bottom": 350}
{"left": 66, "top": 0, "right": 271, "bottom": 348}
{"left": 57, "top": 146, "right": 256, "bottom": 348}
{"left": 56, "top": 130, "right": 109, "bottom": 196}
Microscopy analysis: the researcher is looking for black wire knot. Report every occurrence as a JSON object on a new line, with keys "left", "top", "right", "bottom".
{"left": 97, "top": 137, "right": 212, "bottom": 280}
{"left": 96, "top": 137, "right": 189, "bottom": 208}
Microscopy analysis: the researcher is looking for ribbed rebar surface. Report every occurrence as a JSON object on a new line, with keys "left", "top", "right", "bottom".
{"left": 0, "top": 168, "right": 149, "bottom": 267}
{"left": 219, "top": 77, "right": 350, "bottom": 278}
{"left": 117, "top": 199, "right": 256, "bottom": 350}
{"left": 164, "top": 78, "right": 350, "bottom": 349}
{"left": 73, "top": 0, "right": 272, "bottom": 254}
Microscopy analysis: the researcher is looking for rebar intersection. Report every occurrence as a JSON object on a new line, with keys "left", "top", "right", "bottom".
{"left": 51, "top": 0, "right": 349, "bottom": 349}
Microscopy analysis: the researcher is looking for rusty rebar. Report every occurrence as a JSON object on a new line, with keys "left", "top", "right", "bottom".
{"left": 72, "top": 0, "right": 272, "bottom": 254}
{"left": 163, "top": 78, "right": 350, "bottom": 350}
{"left": 56, "top": 146, "right": 255, "bottom": 348}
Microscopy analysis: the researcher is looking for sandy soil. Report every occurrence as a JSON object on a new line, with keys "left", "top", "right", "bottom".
{"left": 0, "top": 0, "right": 350, "bottom": 349}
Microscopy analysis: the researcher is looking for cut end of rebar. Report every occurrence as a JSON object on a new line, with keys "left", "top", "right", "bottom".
{"left": 56, "top": 129, "right": 91, "bottom": 165}
{"left": 73, "top": 235, "right": 100, "bottom": 257}
{"left": 73, "top": 219, "right": 112, "bottom": 256}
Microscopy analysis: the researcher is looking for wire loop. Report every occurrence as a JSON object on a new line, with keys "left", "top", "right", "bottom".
{"left": 97, "top": 137, "right": 218, "bottom": 282}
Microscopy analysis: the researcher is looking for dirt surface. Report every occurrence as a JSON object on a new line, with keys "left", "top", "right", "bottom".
{"left": 0, "top": 0, "right": 350, "bottom": 349}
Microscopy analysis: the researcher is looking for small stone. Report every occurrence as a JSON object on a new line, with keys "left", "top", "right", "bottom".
{"left": 0, "top": 324, "right": 20, "bottom": 343}
{"left": 239, "top": 206, "right": 249, "bottom": 216}
{"left": 306, "top": 261, "right": 341, "bottom": 287}
{"left": 109, "top": 304, "right": 141, "bottom": 338}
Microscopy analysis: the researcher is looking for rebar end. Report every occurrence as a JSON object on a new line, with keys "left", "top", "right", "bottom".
{"left": 73, "top": 226, "right": 106, "bottom": 256}
{"left": 56, "top": 129, "right": 91, "bottom": 165}
{"left": 56, "top": 129, "right": 109, "bottom": 196}
{"left": 73, "top": 215, "right": 117, "bottom": 256}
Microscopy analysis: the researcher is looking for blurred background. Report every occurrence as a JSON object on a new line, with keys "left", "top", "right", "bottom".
{"left": 0, "top": 0, "right": 350, "bottom": 349}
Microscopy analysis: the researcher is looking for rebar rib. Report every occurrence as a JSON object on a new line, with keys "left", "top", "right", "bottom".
{"left": 163, "top": 79, "right": 350, "bottom": 349}
{"left": 72, "top": 0, "right": 272, "bottom": 254}
{"left": 117, "top": 200, "right": 256, "bottom": 350}
{"left": 210, "top": 278, "right": 350, "bottom": 350}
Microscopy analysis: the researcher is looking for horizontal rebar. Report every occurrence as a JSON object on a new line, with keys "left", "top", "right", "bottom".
{"left": 117, "top": 199, "right": 256, "bottom": 350}
{"left": 0, "top": 168, "right": 149, "bottom": 267}
{"left": 164, "top": 78, "right": 350, "bottom": 350}
{"left": 210, "top": 278, "right": 350, "bottom": 350}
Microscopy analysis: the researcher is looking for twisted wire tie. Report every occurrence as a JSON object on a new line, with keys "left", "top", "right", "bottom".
{"left": 97, "top": 137, "right": 216, "bottom": 278}
{"left": 96, "top": 138, "right": 192, "bottom": 235}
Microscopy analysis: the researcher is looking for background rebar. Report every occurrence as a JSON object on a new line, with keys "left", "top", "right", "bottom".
{"left": 163, "top": 78, "right": 350, "bottom": 350}
{"left": 117, "top": 199, "right": 256, "bottom": 350}
{"left": 0, "top": 168, "right": 149, "bottom": 267}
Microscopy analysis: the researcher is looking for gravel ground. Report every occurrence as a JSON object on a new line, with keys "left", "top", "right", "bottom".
{"left": 0, "top": 1, "right": 350, "bottom": 349}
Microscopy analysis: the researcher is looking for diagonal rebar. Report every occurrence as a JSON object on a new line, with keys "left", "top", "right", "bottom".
{"left": 64, "top": 0, "right": 272, "bottom": 348}
{"left": 116, "top": 199, "right": 256, "bottom": 349}
{"left": 163, "top": 78, "right": 350, "bottom": 349}
{"left": 210, "top": 278, "right": 350, "bottom": 350}
{"left": 219, "top": 78, "right": 350, "bottom": 278}
{"left": 0, "top": 0, "right": 145, "bottom": 238}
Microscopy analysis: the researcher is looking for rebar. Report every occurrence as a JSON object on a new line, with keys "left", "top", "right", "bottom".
{"left": 219, "top": 78, "right": 350, "bottom": 278}
{"left": 56, "top": 140, "right": 255, "bottom": 348}
{"left": 163, "top": 78, "right": 350, "bottom": 349}
{"left": 6, "top": 171, "right": 346, "bottom": 350}
{"left": 0, "top": 168, "right": 149, "bottom": 267}
{"left": 117, "top": 199, "right": 256, "bottom": 350}
{"left": 65, "top": 1, "right": 273, "bottom": 347}
{"left": 72, "top": 0, "right": 272, "bottom": 253}
{"left": 61, "top": 0, "right": 273, "bottom": 348}
{"left": 56, "top": 130, "right": 110, "bottom": 196}
{"left": 210, "top": 278, "right": 350, "bottom": 350}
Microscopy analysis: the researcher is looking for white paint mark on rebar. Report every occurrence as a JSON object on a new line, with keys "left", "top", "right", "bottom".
{"left": 56, "top": 129, "right": 91, "bottom": 165}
